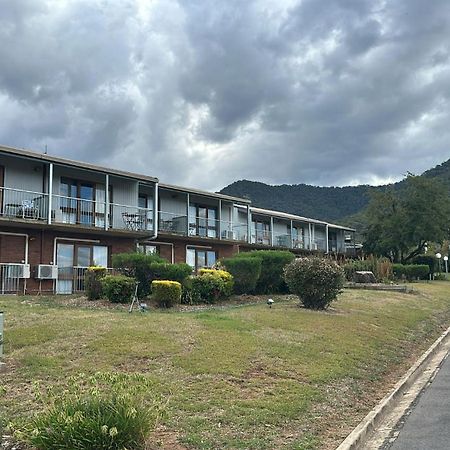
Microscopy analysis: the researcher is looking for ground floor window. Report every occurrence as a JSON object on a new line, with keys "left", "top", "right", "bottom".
{"left": 56, "top": 242, "right": 108, "bottom": 294}
{"left": 137, "top": 244, "right": 158, "bottom": 255}
{"left": 186, "top": 247, "right": 216, "bottom": 271}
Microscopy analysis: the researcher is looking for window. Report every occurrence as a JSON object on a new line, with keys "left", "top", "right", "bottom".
{"left": 186, "top": 248, "right": 217, "bottom": 270}
{"left": 137, "top": 244, "right": 158, "bottom": 255}
{"left": 138, "top": 194, "right": 154, "bottom": 231}
{"left": 252, "top": 220, "right": 270, "bottom": 245}
{"left": 189, "top": 205, "right": 217, "bottom": 238}
{"left": 60, "top": 178, "right": 111, "bottom": 227}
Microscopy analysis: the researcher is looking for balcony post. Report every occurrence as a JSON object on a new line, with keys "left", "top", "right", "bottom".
{"left": 290, "top": 220, "right": 293, "bottom": 248}
{"left": 308, "top": 223, "right": 312, "bottom": 250}
{"left": 47, "top": 163, "right": 53, "bottom": 225}
{"left": 218, "top": 199, "right": 222, "bottom": 240}
{"left": 247, "top": 205, "right": 251, "bottom": 244}
{"left": 153, "top": 182, "right": 158, "bottom": 236}
{"left": 186, "top": 192, "right": 190, "bottom": 235}
{"left": 105, "top": 174, "right": 109, "bottom": 230}
{"left": 270, "top": 216, "right": 274, "bottom": 247}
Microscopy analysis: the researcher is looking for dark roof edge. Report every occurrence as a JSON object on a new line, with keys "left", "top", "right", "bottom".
{"left": 0, "top": 144, "right": 159, "bottom": 183}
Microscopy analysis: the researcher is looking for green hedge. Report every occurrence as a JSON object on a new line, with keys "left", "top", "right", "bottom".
{"left": 221, "top": 257, "right": 262, "bottom": 294}
{"left": 152, "top": 280, "right": 182, "bottom": 308}
{"left": 235, "top": 250, "right": 294, "bottom": 294}
{"left": 101, "top": 275, "right": 136, "bottom": 303}
{"left": 112, "top": 252, "right": 165, "bottom": 297}
{"left": 392, "top": 264, "right": 430, "bottom": 281}
{"left": 149, "top": 262, "right": 192, "bottom": 284}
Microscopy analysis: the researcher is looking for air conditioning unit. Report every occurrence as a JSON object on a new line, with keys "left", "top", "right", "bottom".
{"left": 36, "top": 265, "right": 58, "bottom": 280}
{"left": 6, "top": 263, "right": 31, "bottom": 278}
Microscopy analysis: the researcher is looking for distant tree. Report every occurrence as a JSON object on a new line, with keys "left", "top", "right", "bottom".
{"left": 363, "top": 175, "right": 450, "bottom": 263}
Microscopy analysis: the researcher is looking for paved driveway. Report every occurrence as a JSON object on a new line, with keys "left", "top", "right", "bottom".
{"left": 387, "top": 353, "right": 450, "bottom": 449}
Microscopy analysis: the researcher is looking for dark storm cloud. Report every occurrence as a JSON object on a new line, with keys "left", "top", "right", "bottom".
{"left": 0, "top": 0, "right": 449, "bottom": 190}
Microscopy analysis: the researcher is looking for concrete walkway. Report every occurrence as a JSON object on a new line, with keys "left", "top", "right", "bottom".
{"left": 385, "top": 353, "right": 450, "bottom": 449}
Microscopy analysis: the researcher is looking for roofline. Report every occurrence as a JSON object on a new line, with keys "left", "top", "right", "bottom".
{"left": 159, "top": 182, "right": 252, "bottom": 204}
{"left": 249, "top": 206, "right": 356, "bottom": 231}
{"left": 249, "top": 206, "right": 327, "bottom": 224}
{"left": 0, "top": 144, "right": 159, "bottom": 184}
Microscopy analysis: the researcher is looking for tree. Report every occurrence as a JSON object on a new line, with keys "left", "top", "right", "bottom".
{"left": 363, "top": 175, "right": 450, "bottom": 263}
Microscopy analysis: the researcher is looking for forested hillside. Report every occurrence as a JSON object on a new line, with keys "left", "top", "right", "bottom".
{"left": 220, "top": 158, "right": 450, "bottom": 225}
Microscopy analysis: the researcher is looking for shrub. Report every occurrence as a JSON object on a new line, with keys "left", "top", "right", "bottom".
{"left": 191, "top": 273, "right": 229, "bottom": 304}
{"left": 101, "top": 275, "right": 136, "bottom": 303}
{"left": 85, "top": 267, "right": 107, "bottom": 300}
{"left": 236, "top": 250, "right": 294, "bottom": 294}
{"left": 112, "top": 252, "right": 165, "bottom": 297}
{"left": 12, "top": 372, "right": 163, "bottom": 450}
{"left": 392, "top": 264, "right": 430, "bottom": 281}
{"left": 412, "top": 255, "right": 436, "bottom": 274}
{"left": 221, "top": 257, "right": 262, "bottom": 294}
{"left": 199, "top": 269, "right": 234, "bottom": 297}
{"left": 284, "top": 257, "right": 344, "bottom": 310}
{"left": 149, "top": 262, "right": 192, "bottom": 284}
{"left": 151, "top": 280, "right": 182, "bottom": 308}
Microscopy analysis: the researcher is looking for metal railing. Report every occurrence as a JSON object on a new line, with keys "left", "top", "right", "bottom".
{"left": 159, "top": 211, "right": 188, "bottom": 235}
{"left": 0, "top": 264, "right": 24, "bottom": 294}
{"left": 56, "top": 266, "right": 115, "bottom": 294}
{"left": 110, "top": 203, "right": 153, "bottom": 231}
{"left": 0, "top": 187, "right": 48, "bottom": 221}
{"left": 251, "top": 231, "right": 272, "bottom": 246}
{"left": 273, "top": 232, "right": 292, "bottom": 248}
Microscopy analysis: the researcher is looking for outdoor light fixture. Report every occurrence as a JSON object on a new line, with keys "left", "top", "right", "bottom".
{"left": 436, "top": 253, "right": 442, "bottom": 274}
{"left": 267, "top": 298, "right": 274, "bottom": 308}
{"left": 444, "top": 256, "right": 449, "bottom": 274}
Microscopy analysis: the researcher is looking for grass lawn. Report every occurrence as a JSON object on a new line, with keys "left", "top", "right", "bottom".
{"left": 1, "top": 282, "right": 450, "bottom": 449}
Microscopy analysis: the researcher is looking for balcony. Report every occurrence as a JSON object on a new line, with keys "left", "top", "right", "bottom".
{"left": 0, "top": 187, "right": 154, "bottom": 234}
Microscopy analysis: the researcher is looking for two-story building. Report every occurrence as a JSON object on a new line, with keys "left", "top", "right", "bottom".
{"left": 0, "top": 145, "right": 355, "bottom": 294}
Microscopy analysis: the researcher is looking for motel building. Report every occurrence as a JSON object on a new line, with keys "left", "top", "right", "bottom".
{"left": 0, "top": 145, "right": 355, "bottom": 295}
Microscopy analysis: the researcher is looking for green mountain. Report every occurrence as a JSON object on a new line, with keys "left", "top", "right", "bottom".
{"left": 220, "top": 158, "right": 450, "bottom": 225}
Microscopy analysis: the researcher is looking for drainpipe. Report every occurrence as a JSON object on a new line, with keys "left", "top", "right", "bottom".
{"left": 105, "top": 174, "right": 109, "bottom": 230}
{"left": 326, "top": 224, "right": 329, "bottom": 254}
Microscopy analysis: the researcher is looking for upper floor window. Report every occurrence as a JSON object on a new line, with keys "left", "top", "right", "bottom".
{"left": 189, "top": 205, "right": 217, "bottom": 238}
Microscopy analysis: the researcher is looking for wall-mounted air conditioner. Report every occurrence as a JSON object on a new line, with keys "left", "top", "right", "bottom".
{"left": 36, "top": 265, "right": 58, "bottom": 280}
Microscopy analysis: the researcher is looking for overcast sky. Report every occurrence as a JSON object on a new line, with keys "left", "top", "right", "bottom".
{"left": 1, "top": 0, "right": 449, "bottom": 191}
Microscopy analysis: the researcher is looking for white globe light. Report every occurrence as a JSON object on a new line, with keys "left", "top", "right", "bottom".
{"left": 436, "top": 253, "right": 442, "bottom": 259}
{"left": 444, "top": 256, "right": 449, "bottom": 261}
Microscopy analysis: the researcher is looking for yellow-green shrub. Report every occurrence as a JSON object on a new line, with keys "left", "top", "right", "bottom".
{"left": 198, "top": 269, "right": 234, "bottom": 296}
{"left": 151, "top": 280, "right": 182, "bottom": 308}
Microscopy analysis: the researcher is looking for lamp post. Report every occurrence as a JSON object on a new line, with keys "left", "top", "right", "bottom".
{"left": 436, "top": 253, "right": 442, "bottom": 274}
{"left": 444, "top": 256, "right": 449, "bottom": 274}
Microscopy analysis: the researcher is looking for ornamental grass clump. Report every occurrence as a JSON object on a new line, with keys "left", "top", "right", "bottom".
{"left": 284, "top": 257, "right": 344, "bottom": 310}
{"left": 11, "top": 372, "right": 165, "bottom": 450}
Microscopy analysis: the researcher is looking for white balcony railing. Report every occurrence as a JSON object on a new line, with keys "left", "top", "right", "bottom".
{"left": 0, "top": 187, "right": 48, "bottom": 221}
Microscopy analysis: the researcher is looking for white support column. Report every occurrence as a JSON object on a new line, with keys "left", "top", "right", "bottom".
{"left": 47, "top": 163, "right": 53, "bottom": 225}
{"left": 326, "top": 224, "right": 329, "bottom": 254}
{"left": 290, "top": 220, "right": 293, "bottom": 248}
{"left": 153, "top": 182, "right": 158, "bottom": 236}
{"left": 270, "top": 216, "right": 274, "bottom": 247}
{"left": 186, "top": 192, "right": 190, "bottom": 235}
{"left": 105, "top": 174, "right": 110, "bottom": 230}
{"left": 218, "top": 199, "right": 222, "bottom": 240}
{"left": 312, "top": 224, "right": 315, "bottom": 250}
{"left": 247, "top": 205, "right": 251, "bottom": 244}
{"left": 308, "top": 223, "right": 312, "bottom": 250}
